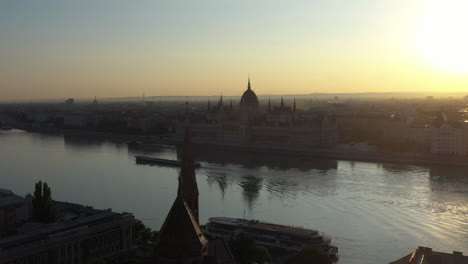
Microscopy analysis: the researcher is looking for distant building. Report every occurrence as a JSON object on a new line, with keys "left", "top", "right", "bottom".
{"left": 63, "top": 113, "right": 88, "bottom": 128}
{"left": 0, "top": 113, "right": 15, "bottom": 126}
{"left": 430, "top": 112, "right": 468, "bottom": 155}
{"left": 0, "top": 199, "right": 134, "bottom": 264}
{"left": 176, "top": 78, "right": 337, "bottom": 149}
{"left": 382, "top": 114, "right": 432, "bottom": 151}
{"left": 335, "top": 112, "right": 389, "bottom": 143}
{"left": 65, "top": 98, "right": 74, "bottom": 105}
{"left": 390, "top": 246, "right": 467, "bottom": 264}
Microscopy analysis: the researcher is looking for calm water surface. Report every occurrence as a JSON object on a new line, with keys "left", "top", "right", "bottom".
{"left": 0, "top": 130, "right": 466, "bottom": 264}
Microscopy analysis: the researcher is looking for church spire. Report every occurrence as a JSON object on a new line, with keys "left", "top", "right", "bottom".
{"left": 248, "top": 75, "right": 251, "bottom": 90}
{"left": 218, "top": 93, "right": 224, "bottom": 108}
{"left": 293, "top": 98, "right": 296, "bottom": 122}
{"left": 268, "top": 97, "right": 272, "bottom": 112}
{"left": 156, "top": 128, "right": 208, "bottom": 262}
{"left": 157, "top": 190, "right": 208, "bottom": 261}
{"left": 178, "top": 128, "right": 199, "bottom": 223}
{"left": 280, "top": 97, "right": 284, "bottom": 108}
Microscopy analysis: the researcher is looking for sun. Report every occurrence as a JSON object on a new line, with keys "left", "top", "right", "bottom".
{"left": 416, "top": 0, "right": 468, "bottom": 74}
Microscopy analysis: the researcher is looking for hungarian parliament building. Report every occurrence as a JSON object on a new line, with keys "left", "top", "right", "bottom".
{"left": 176, "top": 79, "right": 337, "bottom": 150}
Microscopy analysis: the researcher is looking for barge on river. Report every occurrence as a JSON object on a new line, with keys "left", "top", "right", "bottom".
{"left": 135, "top": 156, "right": 201, "bottom": 168}
{"left": 202, "top": 217, "right": 338, "bottom": 256}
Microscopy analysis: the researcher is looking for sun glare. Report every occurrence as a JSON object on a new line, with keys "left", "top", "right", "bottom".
{"left": 416, "top": 0, "right": 468, "bottom": 74}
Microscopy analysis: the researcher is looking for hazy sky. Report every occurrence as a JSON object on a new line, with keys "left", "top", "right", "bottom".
{"left": 1, "top": 0, "right": 467, "bottom": 100}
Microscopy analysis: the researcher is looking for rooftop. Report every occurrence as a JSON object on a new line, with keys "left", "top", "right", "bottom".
{"left": 391, "top": 247, "right": 467, "bottom": 264}
{"left": 209, "top": 217, "right": 323, "bottom": 239}
{"left": 0, "top": 201, "right": 132, "bottom": 250}
{"left": 0, "top": 195, "right": 24, "bottom": 208}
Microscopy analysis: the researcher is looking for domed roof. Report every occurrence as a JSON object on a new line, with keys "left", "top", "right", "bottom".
{"left": 240, "top": 78, "right": 259, "bottom": 108}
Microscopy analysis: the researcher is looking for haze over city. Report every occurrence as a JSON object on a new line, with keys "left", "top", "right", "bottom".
{"left": 1, "top": 0, "right": 468, "bottom": 101}
{"left": 1, "top": 2, "right": 467, "bottom": 264}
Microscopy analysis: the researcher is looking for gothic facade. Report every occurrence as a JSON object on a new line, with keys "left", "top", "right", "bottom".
{"left": 176, "top": 79, "right": 338, "bottom": 150}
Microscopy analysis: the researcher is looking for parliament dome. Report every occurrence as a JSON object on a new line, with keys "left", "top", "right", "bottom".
{"left": 240, "top": 78, "right": 259, "bottom": 108}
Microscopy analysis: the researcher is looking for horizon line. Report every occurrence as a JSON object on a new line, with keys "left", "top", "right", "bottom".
{"left": 1, "top": 91, "right": 467, "bottom": 103}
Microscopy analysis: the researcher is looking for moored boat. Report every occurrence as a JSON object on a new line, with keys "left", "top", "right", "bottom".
{"left": 135, "top": 156, "right": 201, "bottom": 168}
{"left": 202, "top": 217, "right": 338, "bottom": 256}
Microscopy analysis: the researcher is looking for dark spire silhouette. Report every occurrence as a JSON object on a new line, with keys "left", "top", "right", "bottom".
{"left": 157, "top": 193, "right": 208, "bottom": 260}
{"left": 156, "top": 128, "right": 209, "bottom": 262}
{"left": 178, "top": 128, "right": 199, "bottom": 223}
{"left": 268, "top": 97, "right": 272, "bottom": 112}
{"left": 208, "top": 99, "right": 211, "bottom": 111}
{"left": 219, "top": 94, "right": 224, "bottom": 108}
{"left": 293, "top": 98, "right": 297, "bottom": 122}
{"left": 230, "top": 99, "right": 233, "bottom": 111}
{"left": 248, "top": 75, "right": 251, "bottom": 90}
{"left": 281, "top": 97, "right": 284, "bottom": 108}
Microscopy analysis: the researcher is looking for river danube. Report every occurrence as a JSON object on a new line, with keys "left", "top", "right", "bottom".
{"left": 0, "top": 130, "right": 466, "bottom": 263}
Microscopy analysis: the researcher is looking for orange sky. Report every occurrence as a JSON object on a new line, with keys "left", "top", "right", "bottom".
{"left": 0, "top": 0, "right": 467, "bottom": 100}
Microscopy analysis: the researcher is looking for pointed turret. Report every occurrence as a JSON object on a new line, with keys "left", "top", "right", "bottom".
{"left": 293, "top": 98, "right": 297, "bottom": 122}
{"left": 178, "top": 128, "right": 199, "bottom": 223}
{"left": 248, "top": 75, "right": 251, "bottom": 90}
{"left": 268, "top": 98, "right": 272, "bottom": 112}
{"left": 281, "top": 97, "right": 284, "bottom": 108}
{"left": 218, "top": 94, "right": 224, "bottom": 108}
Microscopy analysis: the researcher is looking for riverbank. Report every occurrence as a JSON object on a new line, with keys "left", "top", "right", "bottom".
{"left": 190, "top": 141, "right": 468, "bottom": 168}
{"left": 13, "top": 125, "right": 468, "bottom": 168}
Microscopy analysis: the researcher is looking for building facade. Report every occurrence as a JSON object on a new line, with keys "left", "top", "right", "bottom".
{"left": 430, "top": 113, "right": 468, "bottom": 155}
{"left": 0, "top": 189, "right": 32, "bottom": 238}
{"left": 176, "top": 79, "right": 337, "bottom": 150}
{"left": 0, "top": 201, "right": 135, "bottom": 264}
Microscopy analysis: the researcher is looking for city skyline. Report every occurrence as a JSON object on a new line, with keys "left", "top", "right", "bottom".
{"left": 1, "top": 0, "right": 468, "bottom": 100}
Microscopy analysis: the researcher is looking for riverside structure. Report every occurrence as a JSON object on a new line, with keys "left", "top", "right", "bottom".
{"left": 0, "top": 193, "right": 135, "bottom": 264}
{"left": 175, "top": 78, "right": 338, "bottom": 149}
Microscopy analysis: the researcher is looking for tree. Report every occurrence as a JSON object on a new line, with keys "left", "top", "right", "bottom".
{"left": 133, "top": 220, "right": 159, "bottom": 244}
{"left": 229, "top": 232, "right": 271, "bottom": 264}
{"left": 254, "top": 245, "right": 272, "bottom": 264}
{"left": 32, "top": 181, "right": 43, "bottom": 220}
{"left": 285, "top": 247, "right": 332, "bottom": 264}
{"left": 32, "top": 181, "right": 55, "bottom": 223}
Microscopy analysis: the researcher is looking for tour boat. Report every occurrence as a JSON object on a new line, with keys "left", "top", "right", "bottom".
{"left": 135, "top": 156, "right": 201, "bottom": 168}
{"left": 202, "top": 217, "right": 338, "bottom": 256}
